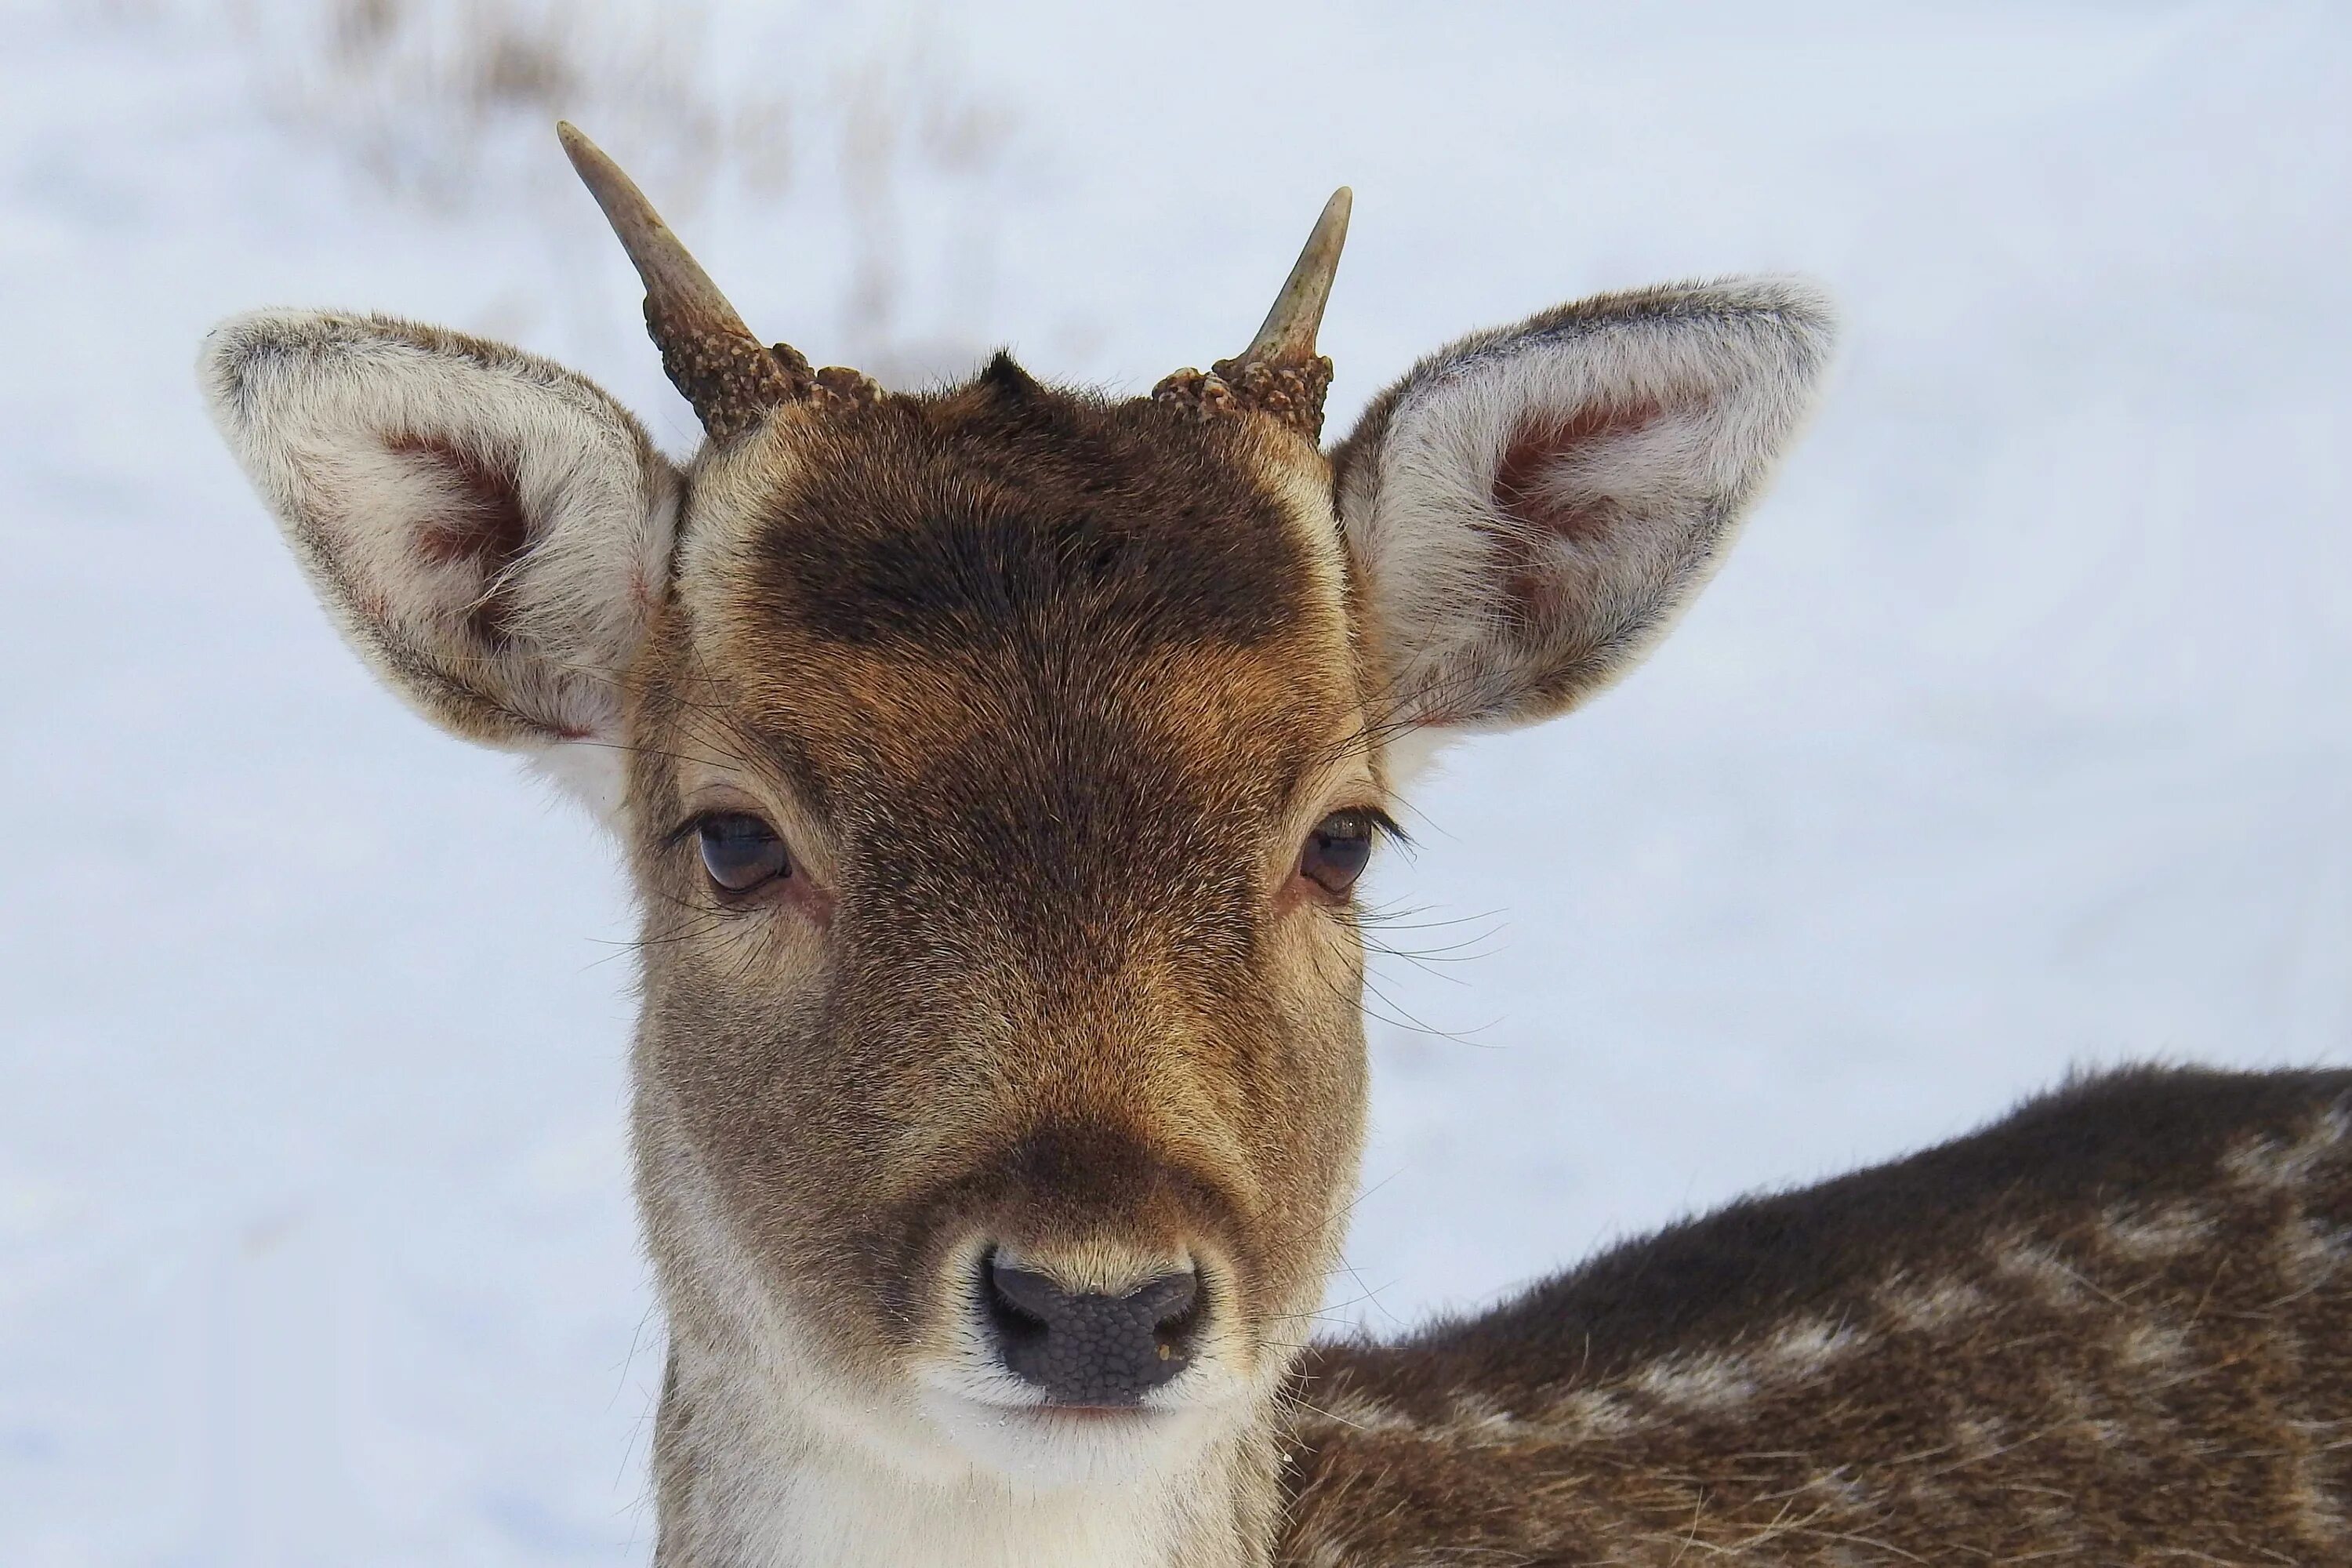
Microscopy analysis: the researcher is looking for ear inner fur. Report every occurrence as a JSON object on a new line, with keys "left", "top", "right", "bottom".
{"left": 1332, "top": 279, "right": 1835, "bottom": 735}
{"left": 198, "top": 309, "right": 681, "bottom": 808}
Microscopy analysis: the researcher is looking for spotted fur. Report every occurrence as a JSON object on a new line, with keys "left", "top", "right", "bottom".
{"left": 1286, "top": 1067, "right": 2352, "bottom": 1566}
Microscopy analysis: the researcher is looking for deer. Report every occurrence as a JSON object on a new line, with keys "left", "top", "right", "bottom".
{"left": 199, "top": 124, "right": 2352, "bottom": 1567}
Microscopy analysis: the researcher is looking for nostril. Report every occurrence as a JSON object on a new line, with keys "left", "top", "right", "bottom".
{"left": 1134, "top": 1269, "right": 1201, "bottom": 1350}
{"left": 982, "top": 1254, "right": 1206, "bottom": 1405}
{"left": 982, "top": 1257, "right": 1054, "bottom": 1355}
{"left": 984, "top": 1256, "right": 1062, "bottom": 1325}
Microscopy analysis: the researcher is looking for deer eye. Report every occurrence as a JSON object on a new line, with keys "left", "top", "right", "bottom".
{"left": 1301, "top": 810, "right": 1382, "bottom": 898}
{"left": 695, "top": 812, "right": 791, "bottom": 892}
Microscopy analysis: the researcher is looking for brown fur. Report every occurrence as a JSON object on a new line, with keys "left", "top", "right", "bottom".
{"left": 1284, "top": 1067, "right": 2352, "bottom": 1565}
{"left": 203, "top": 230, "right": 2335, "bottom": 1566}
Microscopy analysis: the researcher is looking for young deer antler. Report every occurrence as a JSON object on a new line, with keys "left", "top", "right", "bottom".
{"left": 1155, "top": 186, "right": 1352, "bottom": 438}
{"left": 559, "top": 122, "right": 879, "bottom": 437}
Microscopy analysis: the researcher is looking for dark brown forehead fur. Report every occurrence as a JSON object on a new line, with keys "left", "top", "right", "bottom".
{"left": 662, "top": 354, "right": 1361, "bottom": 910}
{"left": 741, "top": 353, "right": 1316, "bottom": 657}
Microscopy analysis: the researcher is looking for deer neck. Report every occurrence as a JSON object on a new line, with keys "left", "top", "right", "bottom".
{"left": 649, "top": 1336, "right": 1283, "bottom": 1568}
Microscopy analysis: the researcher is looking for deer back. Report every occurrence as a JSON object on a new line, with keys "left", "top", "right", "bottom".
{"left": 1288, "top": 1066, "right": 2352, "bottom": 1564}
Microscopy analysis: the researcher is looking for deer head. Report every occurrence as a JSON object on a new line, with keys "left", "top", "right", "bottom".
{"left": 200, "top": 126, "right": 1831, "bottom": 1536}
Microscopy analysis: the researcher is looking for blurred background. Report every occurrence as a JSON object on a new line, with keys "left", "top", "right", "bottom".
{"left": 3, "top": 0, "right": 2348, "bottom": 1561}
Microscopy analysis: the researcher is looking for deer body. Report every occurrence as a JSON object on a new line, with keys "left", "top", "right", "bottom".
{"left": 200, "top": 125, "right": 2347, "bottom": 1566}
{"left": 1287, "top": 1065, "right": 2352, "bottom": 1564}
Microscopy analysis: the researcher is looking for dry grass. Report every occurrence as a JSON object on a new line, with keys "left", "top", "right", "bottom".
{"left": 262, "top": 0, "right": 741, "bottom": 212}
{"left": 226, "top": 0, "right": 1017, "bottom": 383}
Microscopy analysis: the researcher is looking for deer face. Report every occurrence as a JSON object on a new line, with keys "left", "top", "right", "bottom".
{"left": 201, "top": 127, "right": 1832, "bottom": 1488}
{"left": 629, "top": 380, "right": 1377, "bottom": 1472}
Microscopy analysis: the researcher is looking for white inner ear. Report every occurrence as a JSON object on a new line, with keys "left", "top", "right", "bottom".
{"left": 301, "top": 417, "right": 662, "bottom": 824}
{"left": 328, "top": 423, "right": 655, "bottom": 823}
{"left": 1487, "top": 393, "right": 1723, "bottom": 615}
{"left": 206, "top": 310, "right": 681, "bottom": 826}
{"left": 1362, "top": 362, "right": 1748, "bottom": 729}
{"left": 1342, "top": 283, "right": 1835, "bottom": 737}
{"left": 303, "top": 420, "right": 660, "bottom": 742}
{"left": 310, "top": 430, "right": 536, "bottom": 648}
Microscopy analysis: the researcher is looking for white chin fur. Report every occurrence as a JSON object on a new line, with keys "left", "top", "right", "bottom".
{"left": 916, "top": 1389, "right": 1218, "bottom": 1490}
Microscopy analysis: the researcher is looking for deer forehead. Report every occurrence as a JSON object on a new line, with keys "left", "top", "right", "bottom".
{"left": 648, "top": 376, "right": 1373, "bottom": 841}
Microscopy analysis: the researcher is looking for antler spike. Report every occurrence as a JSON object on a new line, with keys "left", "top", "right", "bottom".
{"left": 557, "top": 122, "right": 807, "bottom": 440}
{"left": 1239, "top": 186, "right": 1352, "bottom": 365}
{"left": 1153, "top": 187, "right": 1353, "bottom": 441}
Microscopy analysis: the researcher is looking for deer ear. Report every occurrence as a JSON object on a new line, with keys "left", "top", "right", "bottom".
{"left": 1333, "top": 280, "right": 1835, "bottom": 753}
{"left": 201, "top": 310, "right": 681, "bottom": 817}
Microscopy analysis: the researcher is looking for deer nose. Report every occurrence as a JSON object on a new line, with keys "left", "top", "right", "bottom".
{"left": 983, "top": 1254, "right": 1202, "bottom": 1406}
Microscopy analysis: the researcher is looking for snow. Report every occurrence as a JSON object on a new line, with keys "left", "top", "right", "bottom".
{"left": 3, "top": 0, "right": 2348, "bottom": 1560}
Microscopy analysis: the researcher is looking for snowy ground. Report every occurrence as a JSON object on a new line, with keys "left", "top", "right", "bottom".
{"left": 4, "top": 1, "right": 2348, "bottom": 1562}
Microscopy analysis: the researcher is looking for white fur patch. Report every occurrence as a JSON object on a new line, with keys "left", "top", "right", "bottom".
{"left": 1631, "top": 1348, "right": 1759, "bottom": 1413}
{"left": 2276, "top": 1215, "right": 2352, "bottom": 1294}
{"left": 2115, "top": 1319, "right": 2194, "bottom": 1372}
{"left": 1542, "top": 1386, "right": 1646, "bottom": 1439}
{"left": 1986, "top": 1235, "right": 2092, "bottom": 1311}
{"left": 1878, "top": 1276, "right": 1994, "bottom": 1335}
{"left": 2098, "top": 1201, "right": 2216, "bottom": 1260}
{"left": 1759, "top": 1316, "right": 1866, "bottom": 1377}
{"left": 2225, "top": 1102, "right": 2352, "bottom": 1192}
{"left": 1308, "top": 1390, "right": 1417, "bottom": 1436}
